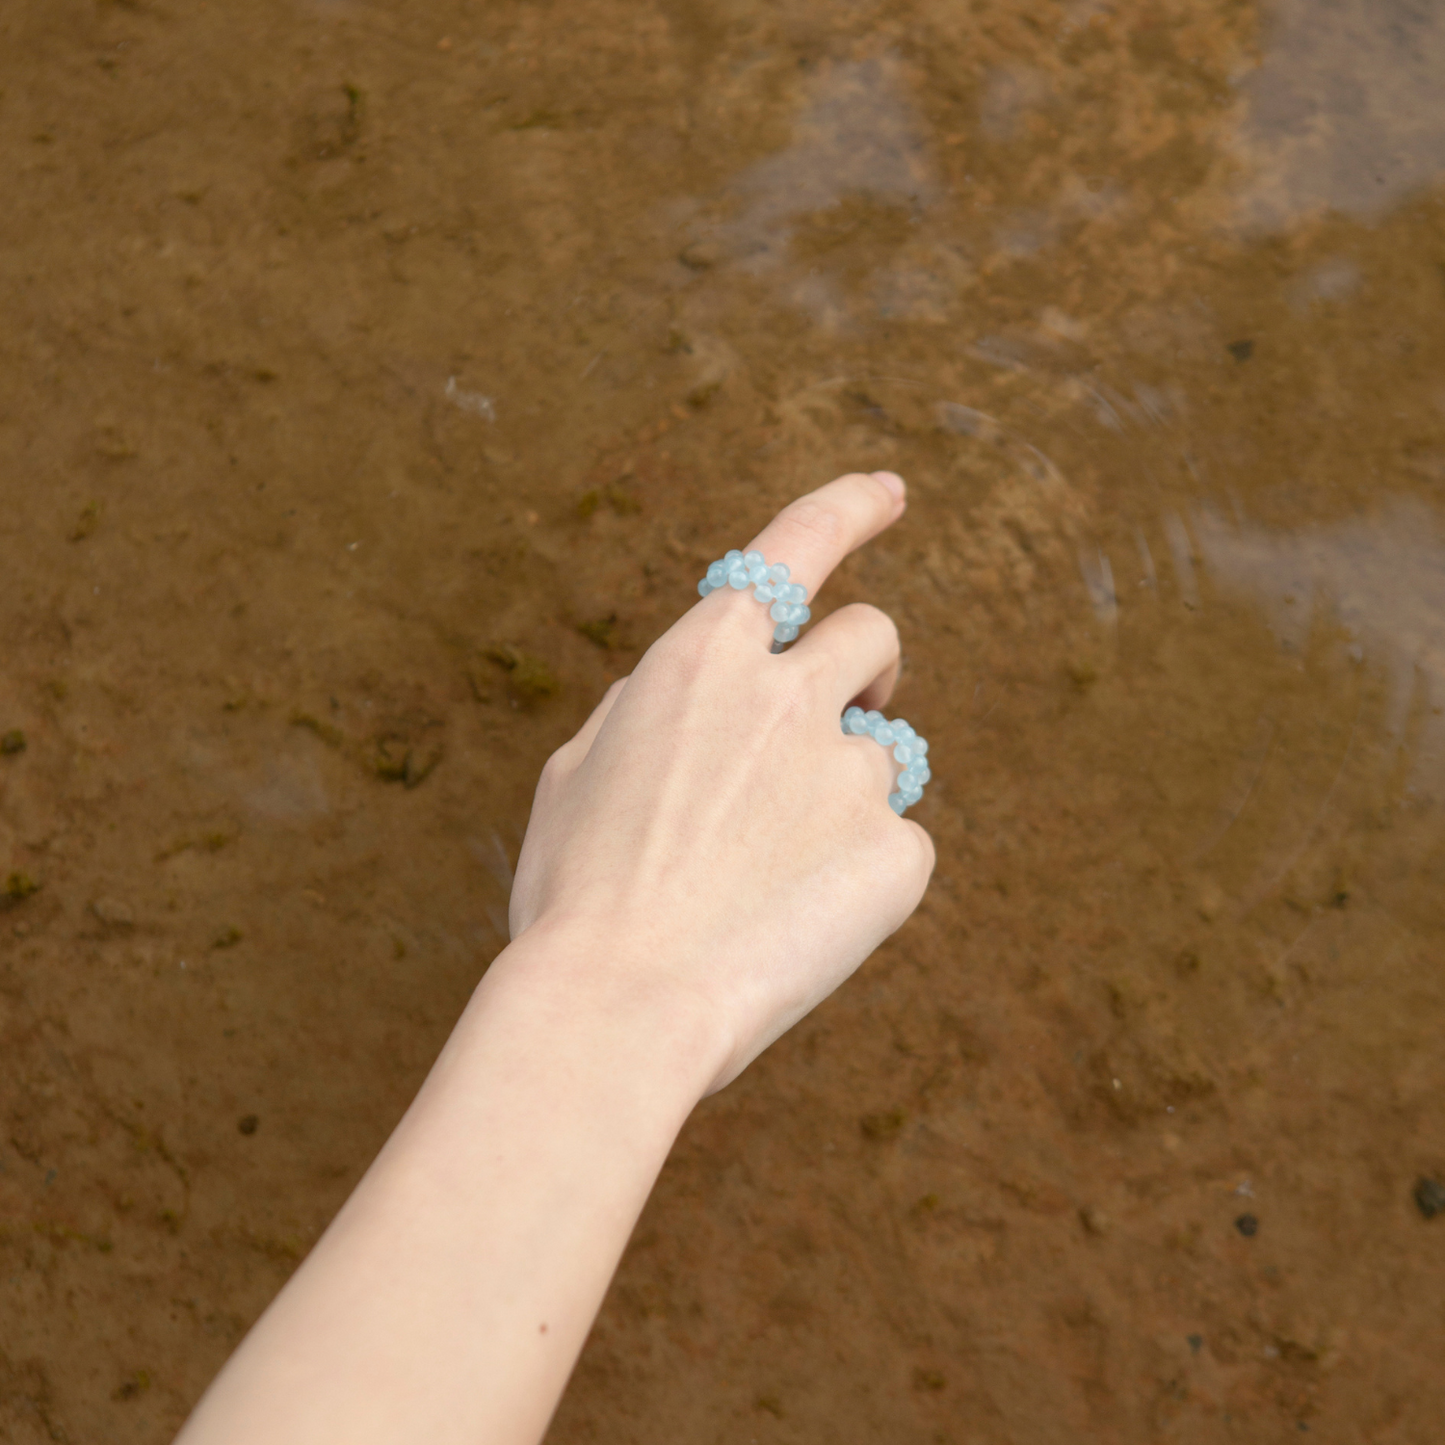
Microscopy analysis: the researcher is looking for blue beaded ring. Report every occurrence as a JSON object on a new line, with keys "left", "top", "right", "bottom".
{"left": 842, "top": 707, "right": 933, "bottom": 815}
{"left": 698, "top": 549, "right": 811, "bottom": 645}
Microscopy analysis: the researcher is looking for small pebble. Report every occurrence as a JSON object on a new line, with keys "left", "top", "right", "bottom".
{"left": 1235, "top": 1213, "right": 1258, "bottom": 1237}
{"left": 1414, "top": 1176, "right": 1445, "bottom": 1220}
{"left": 92, "top": 898, "right": 135, "bottom": 927}
{"left": 237, "top": 1114, "right": 259, "bottom": 1136}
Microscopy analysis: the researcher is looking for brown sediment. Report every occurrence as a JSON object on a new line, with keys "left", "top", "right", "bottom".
{"left": 2, "top": 0, "right": 1444, "bottom": 1440}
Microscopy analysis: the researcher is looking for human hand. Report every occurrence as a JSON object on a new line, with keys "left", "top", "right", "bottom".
{"left": 173, "top": 475, "right": 935, "bottom": 1445}
{"left": 507, "top": 472, "right": 935, "bottom": 1092}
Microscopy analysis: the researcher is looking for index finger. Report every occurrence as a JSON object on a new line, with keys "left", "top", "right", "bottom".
{"left": 744, "top": 471, "right": 907, "bottom": 604}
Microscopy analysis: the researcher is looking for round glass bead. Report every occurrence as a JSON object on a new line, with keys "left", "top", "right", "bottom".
{"left": 844, "top": 708, "right": 933, "bottom": 814}
{"left": 696, "top": 548, "right": 815, "bottom": 647}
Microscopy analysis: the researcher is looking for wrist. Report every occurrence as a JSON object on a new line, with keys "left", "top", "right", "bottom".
{"left": 472, "top": 914, "right": 734, "bottom": 1113}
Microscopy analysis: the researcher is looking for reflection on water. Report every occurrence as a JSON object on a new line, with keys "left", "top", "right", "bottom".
{"left": 712, "top": 57, "right": 934, "bottom": 264}
{"left": 1232, "top": 0, "right": 1445, "bottom": 227}
{"left": 685, "top": 55, "right": 961, "bottom": 326}
{"left": 1193, "top": 500, "right": 1445, "bottom": 780}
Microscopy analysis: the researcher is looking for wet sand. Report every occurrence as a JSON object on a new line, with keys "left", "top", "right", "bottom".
{"left": 2, "top": 0, "right": 1444, "bottom": 1439}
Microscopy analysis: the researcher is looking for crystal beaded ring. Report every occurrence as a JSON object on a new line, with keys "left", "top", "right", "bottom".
{"left": 697, "top": 549, "right": 811, "bottom": 646}
{"left": 842, "top": 707, "right": 933, "bottom": 815}
{"left": 696, "top": 551, "right": 934, "bottom": 812}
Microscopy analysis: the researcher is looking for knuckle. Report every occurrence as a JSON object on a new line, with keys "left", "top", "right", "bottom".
{"left": 863, "top": 603, "right": 901, "bottom": 648}
{"left": 779, "top": 496, "right": 849, "bottom": 548}
{"left": 836, "top": 601, "right": 900, "bottom": 651}
{"left": 537, "top": 747, "right": 573, "bottom": 790}
{"left": 904, "top": 820, "right": 936, "bottom": 878}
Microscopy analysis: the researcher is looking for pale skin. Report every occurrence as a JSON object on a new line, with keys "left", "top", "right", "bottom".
{"left": 175, "top": 471, "right": 935, "bottom": 1445}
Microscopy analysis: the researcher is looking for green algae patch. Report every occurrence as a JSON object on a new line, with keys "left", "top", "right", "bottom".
{"left": 484, "top": 645, "right": 560, "bottom": 702}
{"left": 1, "top": 872, "right": 40, "bottom": 907}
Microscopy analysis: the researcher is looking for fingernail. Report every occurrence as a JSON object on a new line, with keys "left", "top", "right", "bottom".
{"left": 873, "top": 471, "right": 906, "bottom": 502}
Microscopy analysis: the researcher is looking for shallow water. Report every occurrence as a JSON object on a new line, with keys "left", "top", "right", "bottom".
{"left": 2, "top": 0, "right": 1443, "bottom": 1439}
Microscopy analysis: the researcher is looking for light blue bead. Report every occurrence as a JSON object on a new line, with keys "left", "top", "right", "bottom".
{"left": 698, "top": 580, "right": 713, "bottom": 597}
{"left": 706, "top": 562, "right": 727, "bottom": 587}
{"left": 835, "top": 703, "right": 932, "bottom": 809}
{"left": 755, "top": 583, "right": 775, "bottom": 602}
{"left": 724, "top": 549, "right": 743, "bottom": 564}
{"left": 743, "top": 550, "right": 764, "bottom": 569}
{"left": 770, "top": 600, "right": 789, "bottom": 622}
{"left": 774, "top": 622, "right": 799, "bottom": 643}
{"left": 728, "top": 569, "right": 749, "bottom": 589}
{"left": 748, "top": 563, "right": 769, "bottom": 584}
{"left": 769, "top": 563, "right": 790, "bottom": 584}
{"left": 785, "top": 583, "right": 806, "bottom": 604}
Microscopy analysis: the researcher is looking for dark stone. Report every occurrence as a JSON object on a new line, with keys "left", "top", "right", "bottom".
{"left": 238, "top": 1114, "right": 259, "bottom": 1136}
{"left": 1414, "top": 1176, "right": 1445, "bottom": 1220}
{"left": 1227, "top": 339, "right": 1255, "bottom": 361}
{"left": 1235, "top": 1213, "right": 1258, "bottom": 1237}
{"left": 1187, "top": 1334, "right": 1204, "bottom": 1354}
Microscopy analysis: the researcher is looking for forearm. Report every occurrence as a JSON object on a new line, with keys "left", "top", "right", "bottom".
{"left": 175, "top": 472, "right": 930, "bottom": 1442}
{"left": 176, "top": 925, "right": 723, "bottom": 1445}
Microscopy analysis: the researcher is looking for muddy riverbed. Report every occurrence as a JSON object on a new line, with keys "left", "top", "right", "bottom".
{"left": 2, "top": 0, "right": 1444, "bottom": 1440}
